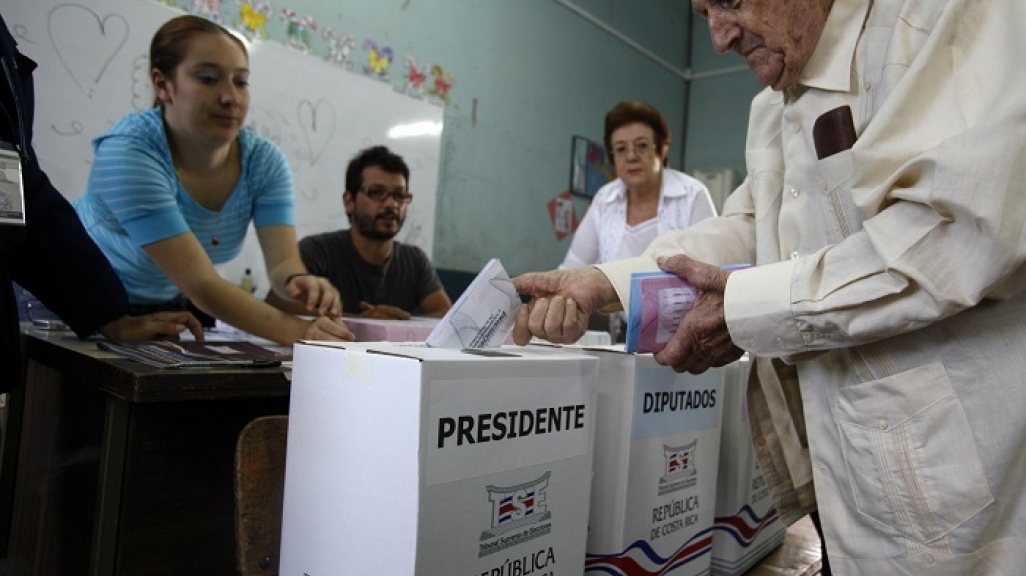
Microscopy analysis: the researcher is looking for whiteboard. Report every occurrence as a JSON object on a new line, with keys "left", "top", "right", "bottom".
{"left": 6, "top": 0, "right": 443, "bottom": 291}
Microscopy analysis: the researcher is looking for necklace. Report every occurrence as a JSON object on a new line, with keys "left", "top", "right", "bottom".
{"left": 172, "top": 140, "right": 238, "bottom": 247}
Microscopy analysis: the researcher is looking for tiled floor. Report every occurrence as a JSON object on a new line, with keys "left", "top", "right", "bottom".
{"left": 744, "top": 515, "right": 823, "bottom": 576}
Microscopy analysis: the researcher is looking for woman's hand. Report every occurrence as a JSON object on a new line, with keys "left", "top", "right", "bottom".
{"left": 286, "top": 274, "right": 341, "bottom": 317}
{"left": 301, "top": 315, "right": 355, "bottom": 341}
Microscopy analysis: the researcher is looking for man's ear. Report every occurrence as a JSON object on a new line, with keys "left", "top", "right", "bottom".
{"left": 343, "top": 190, "right": 355, "bottom": 217}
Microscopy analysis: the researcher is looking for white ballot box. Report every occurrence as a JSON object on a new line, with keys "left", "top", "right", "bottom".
{"left": 710, "top": 354, "right": 786, "bottom": 575}
{"left": 528, "top": 345, "right": 723, "bottom": 575}
{"left": 279, "top": 342, "right": 599, "bottom": 575}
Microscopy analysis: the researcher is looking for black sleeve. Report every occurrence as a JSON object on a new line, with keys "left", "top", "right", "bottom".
{"left": 10, "top": 156, "right": 129, "bottom": 338}
{"left": 1, "top": 15, "right": 128, "bottom": 338}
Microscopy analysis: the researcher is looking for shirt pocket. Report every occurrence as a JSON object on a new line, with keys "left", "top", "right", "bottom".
{"left": 835, "top": 362, "right": 993, "bottom": 544}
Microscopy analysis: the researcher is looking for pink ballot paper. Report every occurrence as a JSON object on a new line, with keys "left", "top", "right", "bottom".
{"left": 625, "top": 265, "right": 750, "bottom": 353}
{"left": 625, "top": 272, "right": 697, "bottom": 353}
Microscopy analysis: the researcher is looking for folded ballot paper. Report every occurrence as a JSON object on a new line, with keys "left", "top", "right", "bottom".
{"left": 624, "top": 271, "right": 698, "bottom": 354}
{"left": 425, "top": 258, "right": 521, "bottom": 348}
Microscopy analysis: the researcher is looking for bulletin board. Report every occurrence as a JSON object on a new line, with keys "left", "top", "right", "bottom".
{"left": 569, "top": 135, "right": 613, "bottom": 199}
{"left": 6, "top": 0, "right": 444, "bottom": 290}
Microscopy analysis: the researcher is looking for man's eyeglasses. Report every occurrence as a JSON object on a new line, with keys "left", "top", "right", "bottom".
{"left": 611, "top": 140, "right": 656, "bottom": 160}
{"left": 358, "top": 185, "right": 413, "bottom": 205}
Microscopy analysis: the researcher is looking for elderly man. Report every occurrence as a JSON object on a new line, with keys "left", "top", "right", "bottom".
{"left": 514, "top": 0, "right": 1026, "bottom": 574}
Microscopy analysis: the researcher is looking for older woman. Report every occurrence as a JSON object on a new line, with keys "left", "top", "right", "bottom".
{"left": 560, "top": 100, "right": 716, "bottom": 339}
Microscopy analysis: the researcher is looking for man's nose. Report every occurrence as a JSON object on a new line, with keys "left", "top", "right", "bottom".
{"left": 708, "top": 13, "right": 741, "bottom": 55}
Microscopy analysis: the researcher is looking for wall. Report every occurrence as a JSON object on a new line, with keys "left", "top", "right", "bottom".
{"left": 682, "top": 19, "right": 763, "bottom": 185}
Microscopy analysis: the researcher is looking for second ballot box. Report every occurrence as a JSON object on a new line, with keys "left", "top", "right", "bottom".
{"left": 530, "top": 345, "right": 724, "bottom": 575}
{"left": 710, "top": 354, "right": 787, "bottom": 575}
{"left": 279, "top": 342, "right": 599, "bottom": 575}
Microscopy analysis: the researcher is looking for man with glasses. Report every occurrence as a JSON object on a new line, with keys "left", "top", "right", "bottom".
{"left": 269, "top": 145, "right": 451, "bottom": 319}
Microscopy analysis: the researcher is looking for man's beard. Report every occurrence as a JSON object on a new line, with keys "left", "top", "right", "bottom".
{"left": 352, "top": 210, "right": 402, "bottom": 240}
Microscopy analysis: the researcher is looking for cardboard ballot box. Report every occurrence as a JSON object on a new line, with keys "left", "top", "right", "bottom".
{"left": 529, "top": 345, "right": 724, "bottom": 576}
{"left": 279, "top": 342, "right": 599, "bottom": 575}
{"left": 343, "top": 317, "right": 439, "bottom": 342}
{"left": 710, "top": 354, "right": 786, "bottom": 576}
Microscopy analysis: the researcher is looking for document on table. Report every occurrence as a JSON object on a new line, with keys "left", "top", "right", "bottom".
{"left": 97, "top": 340, "right": 290, "bottom": 369}
{"left": 425, "top": 258, "right": 521, "bottom": 349}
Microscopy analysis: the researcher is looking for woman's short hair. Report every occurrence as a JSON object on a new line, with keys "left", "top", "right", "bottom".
{"left": 150, "top": 15, "right": 248, "bottom": 108}
{"left": 603, "top": 100, "right": 671, "bottom": 166}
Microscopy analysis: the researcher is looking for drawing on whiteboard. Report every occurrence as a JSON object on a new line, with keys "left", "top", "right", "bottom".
{"left": 246, "top": 106, "right": 291, "bottom": 150}
{"left": 48, "top": 5, "right": 128, "bottom": 98}
{"left": 130, "top": 54, "right": 154, "bottom": 110}
{"left": 363, "top": 39, "right": 394, "bottom": 80}
{"left": 322, "top": 27, "right": 355, "bottom": 70}
{"left": 296, "top": 99, "right": 336, "bottom": 166}
{"left": 12, "top": 24, "right": 39, "bottom": 46}
{"left": 50, "top": 121, "right": 84, "bottom": 137}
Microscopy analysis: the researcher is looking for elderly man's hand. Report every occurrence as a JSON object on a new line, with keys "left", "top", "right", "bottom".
{"left": 512, "top": 267, "right": 618, "bottom": 345}
{"left": 654, "top": 255, "right": 744, "bottom": 373}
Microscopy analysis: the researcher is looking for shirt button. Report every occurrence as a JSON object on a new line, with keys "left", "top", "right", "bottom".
{"left": 877, "top": 419, "right": 889, "bottom": 430}
{"left": 790, "top": 187, "right": 800, "bottom": 198}
{"left": 922, "top": 553, "right": 934, "bottom": 564}
{"left": 791, "top": 251, "right": 800, "bottom": 260}
{"left": 792, "top": 122, "right": 802, "bottom": 133}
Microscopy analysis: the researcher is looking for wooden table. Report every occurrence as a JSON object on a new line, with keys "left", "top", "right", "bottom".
{"left": 0, "top": 332, "right": 291, "bottom": 576}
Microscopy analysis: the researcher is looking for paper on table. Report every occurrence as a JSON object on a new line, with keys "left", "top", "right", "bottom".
{"left": 425, "top": 258, "right": 521, "bottom": 348}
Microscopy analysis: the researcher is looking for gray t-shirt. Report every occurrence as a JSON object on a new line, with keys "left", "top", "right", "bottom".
{"left": 299, "top": 229, "right": 443, "bottom": 315}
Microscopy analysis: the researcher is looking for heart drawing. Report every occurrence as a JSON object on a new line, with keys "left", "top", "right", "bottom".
{"left": 296, "top": 99, "right": 336, "bottom": 166}
{"left": 48, "top": 5, "right": 129, "bottom": 98}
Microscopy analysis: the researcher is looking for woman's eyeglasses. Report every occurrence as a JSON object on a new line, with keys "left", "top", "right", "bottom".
{"left": 611, "top": 140, "right": 655, "bottom": 160}
{"left": 359, "top": 185, "right": 413, "bottom": 205}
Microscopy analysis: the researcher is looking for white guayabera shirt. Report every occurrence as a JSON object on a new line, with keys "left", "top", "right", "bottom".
{"left": 601, "top": 0, "right": 1026, "bottom": 574}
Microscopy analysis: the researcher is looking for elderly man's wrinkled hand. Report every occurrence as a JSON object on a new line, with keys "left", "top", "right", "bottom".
{"left": 511, "top": 267, "right": 618, "bottom": 345}
{"left": 654, "top": 255, "right": 744, "bottom": 373}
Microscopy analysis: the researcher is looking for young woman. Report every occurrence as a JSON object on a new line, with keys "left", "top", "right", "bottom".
{"left": 559, "top": 100, "right": 717, "bottom": 339}
{"left": 74, "top": 15, "right": 352, "bottom": 345}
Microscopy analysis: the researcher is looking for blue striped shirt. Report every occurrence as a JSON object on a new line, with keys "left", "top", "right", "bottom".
{"left": 74, "top": 108, "right": 294, "bottom": 304}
